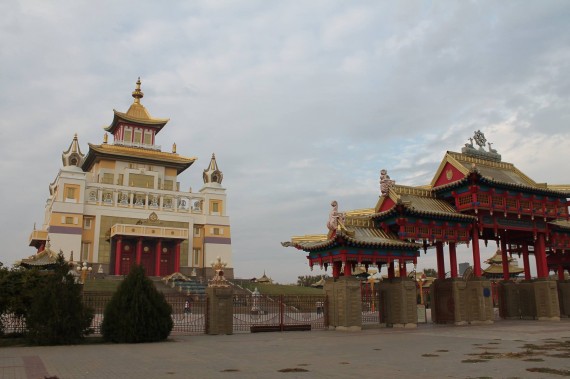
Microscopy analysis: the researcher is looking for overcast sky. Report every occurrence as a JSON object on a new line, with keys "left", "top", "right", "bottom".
{"left": 1, "top": 1, "right": 570, "bottom": 283}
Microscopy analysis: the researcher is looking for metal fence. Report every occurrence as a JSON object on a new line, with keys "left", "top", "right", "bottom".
{"left": 0, "top": 313, "right": 27, "bottom": 335}
{"left": 232, "top": 294, "right": 327, "bottom": 333}
{"left": 82, "top": 291, "right": 208, "bottom": 335}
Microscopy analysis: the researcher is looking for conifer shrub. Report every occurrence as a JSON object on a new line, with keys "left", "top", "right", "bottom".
{"left": 101, "top": 265, "right": 173, "bottom": 343}
{"left": 25, "top": 254, "right": 94, "bottom": 345}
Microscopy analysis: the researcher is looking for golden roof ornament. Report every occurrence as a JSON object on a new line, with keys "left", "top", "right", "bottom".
{"left": 172, "top": 142, "right": 177, "bottom": 153}
{"left": 132, "top": 77, "right": 144, "bottom": 103}
{"left": 203, "top": 153, "right": 223, "bottom": 184}
{"left": 208, "top": 256, "right": 230, "bottom": 287}
{"left": 461, "top": 130, "right": 501, "bottom": 162}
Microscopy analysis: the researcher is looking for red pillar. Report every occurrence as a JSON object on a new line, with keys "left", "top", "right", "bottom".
{"left": 114, "top": 237, "right": 122, "bottom": 275}
{"left": 343, "top": 260, "right": 352, "bottom": 277}
{"left": 136, "top": 237, "right": 142, "bottom": 265}
{"left": 332, "top": 261, "right": 342, "bottom": 279}
{"left": 522, "top": 244, "right": 531, "bottom": 280}
{"left": 436, "top": 242, "right": 445, "bottom": 279}
{"left": 388, "top": 260, "right": 395, "bottom": 279}
{"left": 449, "top": 242, "right": 458, "bottom": 278}
{"left": 174, "top": 240, "right": 181, "bottom": 273}
{"left": 400, "top": 260, "right": 407, "bottom": 277}
{"left": 471, "top": 226, "right": 481, "bottom": 277}
{"left": 501, "top": 238, "right": 509, "bottom": 281}
{"left": 535, "top": 233, "right": 548, "bottom": 278}
{"left": 39, "top": 242, "right": 46, "bottom": 253}
{"left": 558, "top": 265, "right": 565, "bottom": 281}
{"left": 155, "top": 239, "right": 162, "bottom": 276}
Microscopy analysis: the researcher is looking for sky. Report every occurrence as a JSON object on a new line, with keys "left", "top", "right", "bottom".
{"left": 1, "top": 1, "right": 570, "bottom": 284}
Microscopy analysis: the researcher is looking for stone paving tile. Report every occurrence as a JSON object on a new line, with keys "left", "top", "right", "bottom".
{"left": 1, "top": 319, "right": 570, "bottom": 379}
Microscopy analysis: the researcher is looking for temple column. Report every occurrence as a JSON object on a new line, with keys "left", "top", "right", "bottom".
{"left": 436, "top": 242, "right": 445, "bottom": 279}
{"left": 471, "top": 226, "right": 482, "bottom": 277}
{"left": 501, "top": 238, "right": 509, "bottom": 281}
{"left": 332, "top": 261, "right": 342, "bottom": 279}
{"left": 114, "top": 237, "right": 122, "bottom": 275}
{"left": 343, "top": 260, "right": 352, "bottom": 277}
{"left": 522, "top": 244, "right": 531, "bottom": 280}
{"left": 400, "top": 260, "right": 407, "bottom": 277}
{"left": 558, "top": 265, "right": 565, "bottom": 281}
{"left": 388, "top": 260, "right": 395, "bottom": 279}
{"left": 136, "top": 237, "right": 143, "bottom": 265}
{"left": 155, "top": 239, "right": 162, "bottom": 276}
{"left": 449, "top": 242, "right": 458, "bottom": 278}
{"left": 535, "top": 233, "right": 548, "bottom": 278}
{"left": 174, "top": 240, "right": 181, "bottom": 273}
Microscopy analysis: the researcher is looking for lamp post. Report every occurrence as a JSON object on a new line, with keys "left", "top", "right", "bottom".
{"left": 76, "top": 261, "right": 92, "bottom": 284}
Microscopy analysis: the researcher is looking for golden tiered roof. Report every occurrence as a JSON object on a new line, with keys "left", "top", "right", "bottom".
{"left": 82, "top": 143, "right": 196, "bottom": 174}
{"left": 104, "top": 78, "right": 170, "bottom": 134}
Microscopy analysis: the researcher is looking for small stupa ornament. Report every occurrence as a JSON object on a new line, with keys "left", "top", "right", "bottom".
{"left": 208, "top": 256, "right": 230, "bottom": 287}
{"left": 379, "top": 169, "right": 395, "bottom": 196}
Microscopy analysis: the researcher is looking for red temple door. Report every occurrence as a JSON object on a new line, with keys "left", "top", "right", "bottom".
{"left": 141, "top": 249, "right": 153, "bottom": 276}
{"left": 120, "top": 255, "right": 132, "bottom": 276}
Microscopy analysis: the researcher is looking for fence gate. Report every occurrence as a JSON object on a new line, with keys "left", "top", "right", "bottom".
{"left": 232, "top": 294, "right": 326, "bottom": 333}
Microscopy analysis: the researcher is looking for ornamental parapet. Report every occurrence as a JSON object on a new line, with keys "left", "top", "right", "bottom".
{"left": 85, "top": 184, "right": 205, "bottom": 214}
{"left": 109, "top": 224, "right": 189, "bottom": 240}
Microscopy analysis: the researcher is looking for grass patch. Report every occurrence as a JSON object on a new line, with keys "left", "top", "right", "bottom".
{"left": 422, "top": 354, "right": 439, "bottom": 357}
{"left": 436, "top": 349, "right": 449, "bottom": 352}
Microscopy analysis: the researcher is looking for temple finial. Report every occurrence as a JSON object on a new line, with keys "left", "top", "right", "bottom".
{"left": 132, "top": 77, "right": 144, "bottom": 103}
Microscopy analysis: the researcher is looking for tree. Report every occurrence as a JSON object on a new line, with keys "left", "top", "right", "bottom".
{"left": 25, "top": 253, "right": 94, "bottom": 345}
{"left": 423, "top": 268, "right": 437, "bottom": 278}
{"left": 297, "top": 275, "right": 328, "bottom": 287}
{"left": 102, "top": 265, "right": 173, "bottom": 343}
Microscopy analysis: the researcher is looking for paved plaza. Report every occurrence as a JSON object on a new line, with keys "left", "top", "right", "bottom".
{"left": 1, "top": 319, "right": 570, "bottom": 379}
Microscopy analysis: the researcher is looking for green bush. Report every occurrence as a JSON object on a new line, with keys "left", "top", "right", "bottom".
{"left": 25, "top": 254, "right": 94, "bottom": 345}
{"left": 101, "top": 265, "right": 173, "bottom": 343}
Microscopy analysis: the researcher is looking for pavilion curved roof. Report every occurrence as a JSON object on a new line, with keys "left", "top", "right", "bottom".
{"left": 432, "top": 152, "right": 570, "bottom": 197}
{"left": 373, "top": 184, "right": 477, "bottom": 222}
{"left": 282, "top": 225, "right": 420, "bottom": 252}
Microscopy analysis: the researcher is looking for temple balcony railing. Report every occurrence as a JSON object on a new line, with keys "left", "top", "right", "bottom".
{"left": 84, "top": 184, "right": 205, "bottom": 214}
{"left": 454, "top": 192, "right": 568, "bottom": 219}
{"left": 110, "top": 224, "right": 189, "bottom": 240}
{"left": 113, "top": 140, "right": 161, "bottom": 151}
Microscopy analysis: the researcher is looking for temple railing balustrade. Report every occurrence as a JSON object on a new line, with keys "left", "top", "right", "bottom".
{"left": 85, "top": 184, "right": 205, "bottom": 214}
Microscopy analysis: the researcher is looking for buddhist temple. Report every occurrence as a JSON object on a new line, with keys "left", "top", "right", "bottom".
{"left": 284, "top": 131, "right": 570, "bottom": 324}
{"left": 27, "top": 79, "right": 233, "bottom": 280}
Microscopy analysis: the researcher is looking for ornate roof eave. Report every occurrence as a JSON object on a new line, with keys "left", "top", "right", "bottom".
{"left": 371, "top": 198, "right": 477, "bottom": 222}
{"left": 477, "top": 176, "right": 570, "bottom": 198}
{"left": 282, "top": 228, "right": 421, "bottom": 252}
{"left": 104, "top": 110, "right": 170, "bottom": 134}
{"left": 82, "top": 143, "right": 196, "bottom": 174}
{"left": 548, "top": 219, "right": 570, "bottom": 231}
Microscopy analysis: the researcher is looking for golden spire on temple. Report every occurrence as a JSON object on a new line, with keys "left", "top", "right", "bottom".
{"left": 132, "top": 77, "right": 144, "bottom": 104}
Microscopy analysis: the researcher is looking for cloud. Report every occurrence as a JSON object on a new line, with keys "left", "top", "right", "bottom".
{"left": 1, "top": 1, "right": 570, "bottom": 283}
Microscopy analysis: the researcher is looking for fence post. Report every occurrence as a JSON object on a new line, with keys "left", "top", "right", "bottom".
{"left": 206, "top": 287, "right": 233, "bottom": 335}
